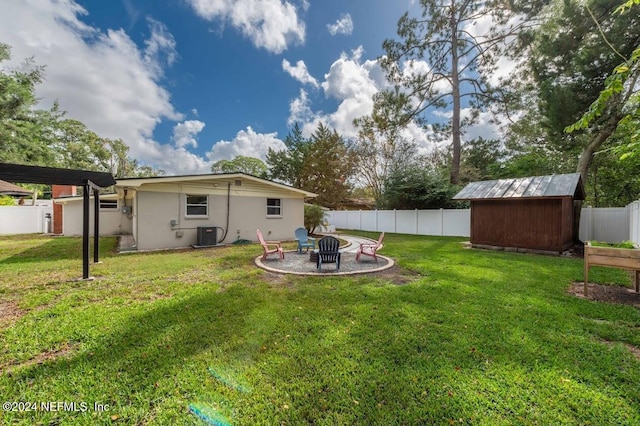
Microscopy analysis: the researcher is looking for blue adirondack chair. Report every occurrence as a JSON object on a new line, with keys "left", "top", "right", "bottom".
{"left": 295, "top": 227, "right": 316, "bottom": 253}
{"left": 316, "top": 236, "right": 341, "bottom": 271}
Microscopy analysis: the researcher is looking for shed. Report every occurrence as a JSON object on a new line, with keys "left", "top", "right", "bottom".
{"left": 453, "top": 173, "right": 585, "bottom": 253}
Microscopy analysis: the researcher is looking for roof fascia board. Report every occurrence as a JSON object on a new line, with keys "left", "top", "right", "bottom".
{"left": 116, "top": 173, "right": 317, "bottom": 198}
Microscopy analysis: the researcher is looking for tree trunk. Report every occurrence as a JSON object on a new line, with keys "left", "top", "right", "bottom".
{"left": 450, "top": 5, "right": 461, "bottom": 185}
{"left": 572, "top": 112, "right": 624, "bottom": 244}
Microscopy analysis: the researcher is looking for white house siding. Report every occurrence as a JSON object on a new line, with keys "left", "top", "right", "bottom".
{"left": 62, "top": 199, "right": 132, "bottom": 236}
{"left": 134, "top": 190, "right": 304, "bottom": 251}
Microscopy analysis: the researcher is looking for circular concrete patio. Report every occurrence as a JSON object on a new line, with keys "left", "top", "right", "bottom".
{"left": 255, "top": 234, "right": 394, "bottom": 276}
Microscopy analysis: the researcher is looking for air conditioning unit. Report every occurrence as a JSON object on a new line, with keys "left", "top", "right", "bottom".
{"left": 196, "top": 226, "right": 218, "bottom": 246}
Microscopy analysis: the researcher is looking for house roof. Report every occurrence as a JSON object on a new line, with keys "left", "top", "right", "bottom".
{"left": 116, "top": 172, "right": 318, "bottom": 198}
{"left": 453, "top": 173, "right": 585, "bottom": 201}
{"left": 0, "top": 179, "right": 32, "bottom": 196}
{"left": 0, "top": 163, "right": 116, "bottom": 187}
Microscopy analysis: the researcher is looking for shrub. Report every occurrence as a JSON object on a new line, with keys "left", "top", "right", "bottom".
{"left": 304, "top": 204, "right": 327, "bottom": 234}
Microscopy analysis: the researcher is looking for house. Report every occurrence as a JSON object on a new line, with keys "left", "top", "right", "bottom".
{"left": 453, "top": 173, "right": 585, "bottom": 253}
{"left": 0, "top": 179, "right": 33, "bottom": 197}
{"left": 55, "top": 173, "right": 317, "bottom": 251}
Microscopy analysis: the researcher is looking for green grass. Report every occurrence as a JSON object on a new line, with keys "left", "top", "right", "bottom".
{"left": 0, "top": 232, "right": 639, "bottom": 425}
{"left": 590, "top": 240, "right": 637, "bottom": 249}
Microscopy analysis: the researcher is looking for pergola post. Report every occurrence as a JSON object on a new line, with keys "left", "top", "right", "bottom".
{"left": 82, "top": 182, "right": 90, "bottom": 279}
{"left": 0, "top": 163, "right": 115, "bottom": 281}
{"left": 94, "top": 188, "right": 100, "bottom": 263}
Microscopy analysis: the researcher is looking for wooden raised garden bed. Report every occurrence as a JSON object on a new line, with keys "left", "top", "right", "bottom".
{"left": 584, "top": 241, "right": 640, "bottom": 295}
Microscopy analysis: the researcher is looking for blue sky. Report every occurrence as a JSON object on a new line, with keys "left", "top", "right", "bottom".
{"left": 0, "top": 0, "right": 500, "bottom": 175}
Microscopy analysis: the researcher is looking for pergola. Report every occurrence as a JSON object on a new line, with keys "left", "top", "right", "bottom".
{"left": 0, "top": 163, "right": 116, "bottom": 279}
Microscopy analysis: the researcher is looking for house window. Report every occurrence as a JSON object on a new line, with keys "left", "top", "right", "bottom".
{"left": 100, "top": 199, "right": 118, "bottom": 210}
{"left": 186, "top": 194, "right": 208, "bottom": 217}
{"left": 267, "top": 198, "right": 282, "bottom": 217}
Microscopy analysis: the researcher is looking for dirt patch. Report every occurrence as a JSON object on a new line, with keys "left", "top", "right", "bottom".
{"left": 0, "top": 301, "right": 26, "bottom": 329}
{"left": 569, "top": 282, "right": 640, "bottom": 308}
{"left": 372, "top": 265, "right": 422, "bottom": 285}
{"left": 1, "top": 342, "right": 77, "bottom": 375}
{"left": 261, "top": 271, "right": 300, "bottom": 290}
{"left": 600, "top": 339, "right": 640, "bottom": 361}
{"left": 262, "top": 271, "right": 288, "bottom": 285}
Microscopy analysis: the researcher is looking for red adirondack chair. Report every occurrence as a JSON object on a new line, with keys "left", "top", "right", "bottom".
{"left": 257, "top": 229, "right": 284, "bottom": 260}
{"left": 356, "top": 232, "right": 385, "bottom": 262}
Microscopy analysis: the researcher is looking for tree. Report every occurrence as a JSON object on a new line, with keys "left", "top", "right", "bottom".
{"left": 528, "top": 0, "right": 640, "bottom": 185}
{"left": 267, "top": 123, "right": 357, "bottom": 208}
{"left": 379, "top": 0, "right": 527, "bottom": 184}
{"left": 0, "top": 43, "right": 163, "bottom": 177}
{"left": 49, "top": 118, "right": 163, "bottom": 177}
{"left": 460, "top": 137, "right": 506, "bottom": 181}
{"left": 566, "top": 0, "right": 640, "bottom": 166}
{"left": 0, "top": 196, "right": 15, "bottom": 206}
{"left": 304, "top": 204, "right": 327, "bottom": 233}
{"left": 382, "top": 165, "right": 460, "bottom": 209}
{"left": 299, "top": 124, "right": 357, "bottom": 208}
{"left": 513, "top": 0, "right": 640, "bottom": 240}
{"left": 211, "top": 155, "right": 267, "bottom": 177}
{"left": 266, "top": 123, "right": 310, "bottom": 187}
{"left": 353, "top": 91, "right": 419, "bottom": 206}
{"left": 0, "top": 42, "right": 51, "bottom": 165}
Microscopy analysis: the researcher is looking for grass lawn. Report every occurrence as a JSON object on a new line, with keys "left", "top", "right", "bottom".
{"left": 1, "top": 232, "right": 639, "bottom": 425}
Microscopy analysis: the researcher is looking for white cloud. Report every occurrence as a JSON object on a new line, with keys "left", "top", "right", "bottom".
{"left": 463, "top": 109, "right": 503, "bottom": 141}
{"left": 286, "top": 46, "right": 436, "bottom": 151}
{"left": 318, "top": 47, "right": 381, "bottom": 138}
{"left": 0, "top": 0, "right": 222, "bottom": 175}
{"left": 172, "top": 120, "right": 206, "bottom": 148}
{"left": 288, "top": 89, "right": 315, "bottom": 126}
{"left": 282, "top": 59, "right": 318, "bottom": 88}
{"left": 186, "top": 0, "right": 305, "bottom": 53}
{"left": 327, "top": 13, "right": 353, "bottom": 36}
{"left": 143, "top": 17, "right": 178, "bottom": 76}
{"left": 141, "top": 143, "right": 211, "bottom": 175}
{"left": 207, "top": 126, "right": 286, "bottom": 162}
{"left": 462, "top": 10, "right": 524, "bottom": 86}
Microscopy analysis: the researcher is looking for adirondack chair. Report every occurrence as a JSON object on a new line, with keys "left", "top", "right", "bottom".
{"left": 257, "top": 229, "right": 284, "bottom": 260}
{"left": 294, "top": 227, "right": 316, "bottom": 253}
{"left": 316, "top": 236, "right": 341, "bottom": 271}
{"left": 356, "top": 232, "right": 384, "bottom": 262}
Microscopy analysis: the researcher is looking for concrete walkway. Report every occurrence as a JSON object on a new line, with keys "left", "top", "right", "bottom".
{"left": 319, "top": 232, "right": 380, "bottom": 253}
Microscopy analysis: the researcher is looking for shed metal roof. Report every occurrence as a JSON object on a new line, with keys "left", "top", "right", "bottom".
{"left": 453, "top": 173, "right": 585, "bottom": 201}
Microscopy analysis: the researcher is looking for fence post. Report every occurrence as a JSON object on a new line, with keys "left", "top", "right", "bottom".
{"left": 394, "top": 209, "right": 397, "bottom": 233}
{"left": 440, "top": 208, "right": 444, "bottom": 236}
{"left": 359, "top": 209, "right": 362, "bottom": 230}
{"left": 589, "top": 206, "right": 594, "bottom": 241}
{"left": 415, "top": 209, "right": 418, "bottom": 235}
{"left": 375, "top": 209, "right": 378, "bottom": 232}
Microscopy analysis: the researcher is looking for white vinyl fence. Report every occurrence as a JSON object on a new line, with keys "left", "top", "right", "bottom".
{"left": 327, "top": 200, "right": 640, "bottom": 244}
{"left": 629, "top": 201, "right": 640, "bottom": 245}
{"left": 328, "top": 209, "right": 470, "bottom": 237}
{"left": 0, "top": 205, "right": 53, "bottom": 235}
{"left": 578, "top": 206, "right": 630, "bottom": 243}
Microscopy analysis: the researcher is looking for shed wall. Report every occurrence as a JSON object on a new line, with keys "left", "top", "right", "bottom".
{"left": 471, "top": 198, "right": 573, "bottom": 252}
